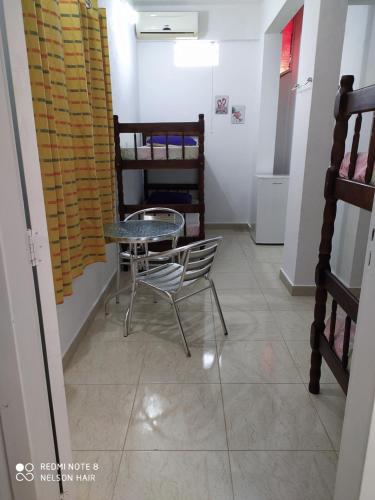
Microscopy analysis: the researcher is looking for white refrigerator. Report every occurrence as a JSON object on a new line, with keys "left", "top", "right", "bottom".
{"left": 251, "top": 175, "right": 289, "bottom": 244}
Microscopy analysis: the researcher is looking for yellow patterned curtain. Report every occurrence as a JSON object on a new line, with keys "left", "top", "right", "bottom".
{"left": 22, "top": 0, "right": 115, "bottom": 304}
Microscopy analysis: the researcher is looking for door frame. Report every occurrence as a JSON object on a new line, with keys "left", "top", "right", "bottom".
{"left": 0, "top": 18, "right": 59, "bottom": 500}
{"left": 0, "top": 0, "right": 74, "bottom": 498}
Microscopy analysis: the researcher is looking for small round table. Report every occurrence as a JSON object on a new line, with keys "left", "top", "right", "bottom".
{"left": 103, "top": 220, "right": 182, "bottom": 313}
{"left": 104, "top": 220, "right": 182, "bottom": 244}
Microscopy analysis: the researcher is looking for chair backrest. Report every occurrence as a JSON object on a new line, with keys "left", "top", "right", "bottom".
{"left": 125, "top": 207, "right": 185, "bottom": 232}
{"left": 179, "top": 237, "right": 222, "bottom": 289}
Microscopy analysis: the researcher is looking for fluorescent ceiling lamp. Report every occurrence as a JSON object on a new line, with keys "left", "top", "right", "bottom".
{"left": 174, "top": 41, "right": 219, "bottom": 68}
{"left": 124, "top": 1, "right": 139, "bottom": 25}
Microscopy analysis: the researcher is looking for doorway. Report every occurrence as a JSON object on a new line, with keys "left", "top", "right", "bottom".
{"left": 274, "top": 7, "right": 303, "bottom": 176}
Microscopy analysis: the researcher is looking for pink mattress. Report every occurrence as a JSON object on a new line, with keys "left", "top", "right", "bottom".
{"left": 323, "top": 305, "right": 356, "bottom": 368}
{"left": 339, "top": 152, "right": 373, "bottom": 184}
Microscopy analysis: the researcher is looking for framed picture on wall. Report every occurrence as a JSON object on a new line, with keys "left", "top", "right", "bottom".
{"left": 231, "top": 105, "right": 246, "bottom": 124}
{"left": 215, "top": 95, "right": 229, "bottom": 114}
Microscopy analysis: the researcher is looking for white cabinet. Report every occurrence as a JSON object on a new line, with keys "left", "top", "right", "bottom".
{"left": 251, "top": 175, "right": 289, "bottom": 244}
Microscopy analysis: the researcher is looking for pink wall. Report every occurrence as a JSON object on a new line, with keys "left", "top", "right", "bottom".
{"left": 274, "top": 7, "right": 303, "bottom": 175}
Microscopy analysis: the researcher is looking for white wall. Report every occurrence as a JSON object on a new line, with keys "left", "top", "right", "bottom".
{"left": 255, "top": 33, "right": 282, "bottom": 178}
{"left": 57, "top": 0, "right": 140, "bottom": 355}
{"left": 253, "top": 0, "right": 302, "bottom": 221}
{"left": 136, "top": 2, "right": 262, "bottom": 40}
{"left": 57, "top": 245, "right": 117, "bottom": 355}
{"left": 282, "top": 0, "right": 348, "bottom": 287}
{"left": 362, "top": 6, "right": 375, "bottom": 86}
{"left": 136, "top": 3, "right": 261, "bottom": 223}
{"left": 138, "top": 40, "right": 260, "bottom": 223}
{"left": 261, "top": 0, "right": 303, "bottom": 34}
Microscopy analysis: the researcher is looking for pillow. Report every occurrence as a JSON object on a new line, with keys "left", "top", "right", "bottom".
{"left": 147, "top": 135, "right": 197, "bottom": 146}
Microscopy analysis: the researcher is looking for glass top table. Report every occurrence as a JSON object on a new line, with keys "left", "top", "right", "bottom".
{"left": 104, "top": 220, "right": 181, "bottom": 244}
{"left": 104, "top": 219, "right": 182, "bottom": 314}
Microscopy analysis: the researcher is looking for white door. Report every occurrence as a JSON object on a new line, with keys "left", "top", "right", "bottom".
{"left": 334, "top": 203, "right": 375, "bottom": 500}
{"left": 0, "top": 26, "right": 59, "bottom": 500}
{"left": 0, "top": 376, "right": 13, "bottom": 500}
{"left": 0, "top": 0, "right": 74, "bottom": 498}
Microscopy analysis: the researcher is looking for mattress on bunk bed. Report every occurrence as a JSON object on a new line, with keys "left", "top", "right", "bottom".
{"left": 323, "top": 305, "right": 356, "bottom": 369}
{"left": 339, "top": 152, "right": 374, "bottom": 184}
{"left": 121, "top": 145, "right": 199, "bottom": 161}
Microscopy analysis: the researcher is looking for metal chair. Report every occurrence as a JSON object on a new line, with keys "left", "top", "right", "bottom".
{"left": 115, "top": 207, "right": 185, "bottom": 301}
{"left": 125, "top": 236, "right": 228, "bottom": 356}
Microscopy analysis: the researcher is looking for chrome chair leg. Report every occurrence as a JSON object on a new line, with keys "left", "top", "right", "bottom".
{"left": 210, "top": 279, "right": 228, "bottom": 336}
{"left": 116, "top": 243, "right": 121, "bottom": 304}
{"left": 124, "top": 285, "right": 136, "bottom": 337}
{"left": 172, "top": 299, "right": 191, "bottom": 357}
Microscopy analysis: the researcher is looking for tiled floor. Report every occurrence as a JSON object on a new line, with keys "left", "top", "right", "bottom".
{"left": 64, "top": 228, "right": 345, "bottom": 500}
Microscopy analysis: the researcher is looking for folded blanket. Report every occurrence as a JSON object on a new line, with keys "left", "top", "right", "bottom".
{"left": 146, "top": 135, "right": 197, "bottom": 146}
{"left": 323, "top": 305, "right": 356, "bottom": 367}
{"left": 339, "top": 152, "right": 369, "bottom": 183}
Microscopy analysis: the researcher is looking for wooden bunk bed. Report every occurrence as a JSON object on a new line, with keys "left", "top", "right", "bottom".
{"left": 113, "top": 114, "right": 205, "bottom": 245}
{"left": 309, "top": 75, "right": 375, "bottom": 396}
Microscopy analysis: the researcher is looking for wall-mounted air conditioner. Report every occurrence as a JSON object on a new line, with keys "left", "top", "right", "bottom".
{"left": 136, "top": 12, "right": 198, "bottom": 40}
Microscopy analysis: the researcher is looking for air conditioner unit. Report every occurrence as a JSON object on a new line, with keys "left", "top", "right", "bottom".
{"left": 136, "top": 12, "right": 198, "bottom": 40}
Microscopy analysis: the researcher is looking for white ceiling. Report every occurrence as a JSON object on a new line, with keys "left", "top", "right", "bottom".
{"left": 133, "top": 0, "right": 261, "bottom": 6}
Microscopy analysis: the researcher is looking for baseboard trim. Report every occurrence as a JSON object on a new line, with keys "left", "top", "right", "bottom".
{"left": 279, "top": 268, "right": 361, "bottom": 297}
{"left": 279, "top": 268, "right": 316, "bottom": 296}
{"left": 205, "top": 223, "right": 251, "bottom": 232}
{"left": 62, "top": 272, "right": 117, "bottom": 369}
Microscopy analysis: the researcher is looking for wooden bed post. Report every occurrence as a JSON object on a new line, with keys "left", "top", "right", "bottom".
{"left": 198, "top": 113, "right": 205, "bottom": 239}
{"left": 309, "top": 75, "right": 354, "bottom": 394}
{"left": 114, "top": 114, "right": 125, "bottom": 220}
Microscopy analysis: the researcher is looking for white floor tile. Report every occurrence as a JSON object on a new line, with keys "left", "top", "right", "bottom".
{"left": 64, "top": 229, "right": 342, "bottom": 498}
{"left": 64, "top": 340, "right": 145, "bottom": 385}
{"left": 222, "top": 383, "right": 332, "bottom": 451}
{"left": 308, "top": 384, "right": 346, "bottom": 451}
{"left": 215, "top": 310, "right": 282, "bottom": 342}
{"left": 72, "top": 450, "right": 121, "bottom": 500}
{"left": 125, "top": 384, "right": 227, "bottom": 451}
{"left": 286, "top": 340, "right": 337, "bottom": 384}
{"left": 274, "top": 310, "right": 313, "bottom": 340}
{"left": 113, "top": 451, "right": 233, "bottom": 500}
{"left": 263, "top": 288, "right": 314, "bottom": 311}
{"left": 231, "top": 450, "right": 337, "bottom": 500}
{"left": 140, "top": 342, "right": 219, "bottom": 383}
{"left": 218, "top": 341, "right": 301, "bottom": 383}
{"left": 125, "top": 306, "right": 217, "bottom": 345}
{"left": 218, "top": 289, "right": 269, "bottom": 312}
{"left": 212, "top": 271, "right": 260, "bottom": 290}
{"left": 66, "top": 385, "right": 136, "bottom": 450}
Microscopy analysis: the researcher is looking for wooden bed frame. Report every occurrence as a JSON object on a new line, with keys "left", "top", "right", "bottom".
{"left": 114, "top": 114, "right": 205, "bottom": 245}
{"left": 309, "top": 75, "right": 375, "bottom": 395}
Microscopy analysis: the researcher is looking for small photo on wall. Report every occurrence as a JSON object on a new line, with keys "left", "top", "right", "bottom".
{"left": 231, "top": 105, "right": 246, "bottom": 124}
{"left": 215, "top": 95, "right": 229, "bottom": 115}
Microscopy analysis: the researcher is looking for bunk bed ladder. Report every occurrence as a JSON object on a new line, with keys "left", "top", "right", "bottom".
{"left": 309, "top": 75, "right": 354, "bottom": 395}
